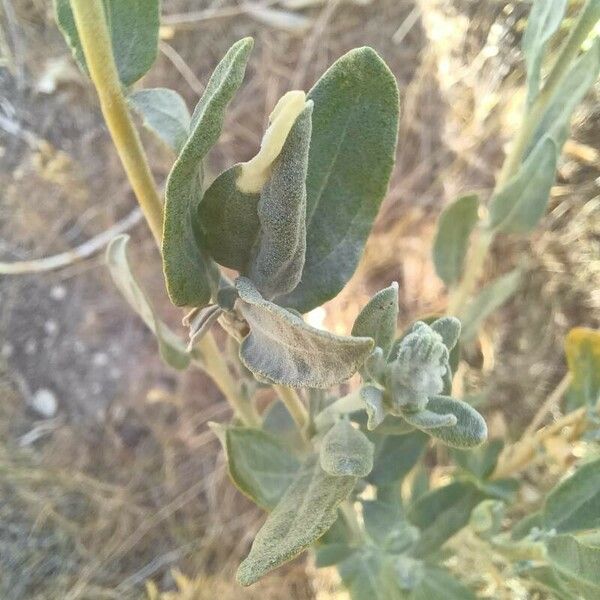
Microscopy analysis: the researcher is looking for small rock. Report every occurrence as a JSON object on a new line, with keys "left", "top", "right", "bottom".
{"left": 31, "top": 388, "right": 58, "bottom": 418}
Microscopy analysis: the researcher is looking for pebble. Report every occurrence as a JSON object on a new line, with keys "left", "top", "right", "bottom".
{"left": 31, "top": 388, "right": 58, "bottom": 418}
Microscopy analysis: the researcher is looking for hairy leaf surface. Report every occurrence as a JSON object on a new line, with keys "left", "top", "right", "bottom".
{"left": 236, "top": 278, "right": 373, "bottom": 388}
{"left": 277, "top": 47, "right": 399, "bottom": 312}
{"left": 163, "top": 38, "right": 253, "bottom": 307}
{"left": 236, "top": 455, "right": 355, "bottom": 585}
{"left": 319, "top": 420, "right": 374, "bottom": 477}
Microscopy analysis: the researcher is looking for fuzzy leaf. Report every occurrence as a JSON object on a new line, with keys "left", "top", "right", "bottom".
{"left": 361, "top": 385, "right": 387, "bottom": 430}
{"left": 452, "top": 439, "right": 504, "bottom": 480}
{"left": 409, "top": 481, "right": 485, "bottom": 557}
{"left": 546, "top": 534, "right": 600, "bottom": 594}
{"left": 430, "top": 316, "right": 461, "bottom": 351}
{"left": 224, "top": 427, "right": 300, "bottom": 510}
{"left": 54, "top": 0, "right": 159, "bottom": 87}
{"left": 417, "top": 396, "right": 487, "bottom": 449}
{"left": 163, "top": 38, "right": 253, "bottom": 307}
{"left": 105, "top": 235, "right": 190, "bottom": 370}
{"left": 488, "top": 138, "right": 558, "bottom": 234}
{"left": 249, "top": 103, "right": 312, "bottom": 299}
{"left": 319, "top": 420, "right": 374, "bottom": 477}
{"left": 461, "top": 269, "right": 521, "bottom": 341}
{"left": 522, "top": 0, "right": 568, "bottom": 105}
{"left": 543, "top": 458, "right": 600, "bottom": 534}
{"left": 362, "top": 500, "right": 419, "bottom": 554}
{"left": 277, "top": 47, "right": 399, "bottom": 312}
{"left": 315, "top": 542, "right": 355, "bottom": 568}
{"left": 402, "top": 408, "right": 457, "bottom": 431}
{"left": 236, "top": 277, "right": 373, "bottom": 388}
{"left": 352, "top": 283, "right": 399, "bottom": 357}
{"left": 432, "top": 195, "right": 479, "bottom": 287}
{"left": 367, "top": 431, "right": 428, "bottom": 487}
{"left": 128, "top": 88, "right": 190, "bottom": 153}
{"left": 236, "top": 455, "right": 355, "bottom": 586}
{"left": 565, "top": 327, "right": 600, "bottom": 408}
{"left": 198, "top": 166, "right": 260, "bottom": 271}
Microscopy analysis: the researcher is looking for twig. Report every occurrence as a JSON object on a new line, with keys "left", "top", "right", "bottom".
{"left": 274, "top": 385, "right": 309, "bottom": 431}
{"left": 0, "top": 209, "right": 143, "bottom": 274}
{"left": 523, "top": 372, "right": 572, "bottom": 438}
{"left": 159, "top": 41, "right": 205, "bottom": 96}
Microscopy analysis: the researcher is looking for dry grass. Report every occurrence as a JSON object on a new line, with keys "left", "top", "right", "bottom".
{"left": 0, "top": 0, "right": 599, "bottom": 598}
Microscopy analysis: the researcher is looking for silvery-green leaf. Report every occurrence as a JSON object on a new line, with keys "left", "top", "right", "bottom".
{"left": 409, "top": 481, "right": 485, "bottom": 557}
{"left": 262, "top": 399, "right": 305, "bottom": 451}
{"left": 546, "top": 534, "right": 600, "bottom": 594}
{"left": 451, "top": 439, "right": 504, "bottom": 480}
{"left": 198, "top": 166, "right": 260, "bottom": 272}
{"left": 401, "top": 408, "right": 457, "bottom": 431}
{"left": 105, "top": 235, "right": 190, "bottom": 370}
{"left": 461, "top": 269, "right": 521, "bottom": 341}
{"left": 315, "top": 542, "right": 354, "bottom": 568}
{"left": 277, "top": 47, "right": 400, "bottom": 313}
{"left": 128, "top": 88, "right": 190, "bottom": 154}
{"left": 236, "top": 277, "right": 373, "bottom": 388}
{"left": 54, "top": 0, "right": 159, "bottom": 86}
{"left": 430, "top": 317, "right": 461, "bottom": 351}
{"left": 529, "top": 37, "right": 600, "bottom": 154}
{"left": 352, "top": 283, "right": 399, "bottom": 358}
{"left": 432, "top": 195, "right": 479, "bottom": 287}
{"left": 419, "top": 396, "right": 487, "bottom": 449}
{"left": 362, "top": 500, "right": 419, "bottom": 554}
{"left": 488, "top": 137, "right": 558, "bottom": 234}
{"left": 411, "top": 566, "right": 477, "bottom": 600}
{"left": 249, "top": 103, "right": 312, "bottom": 299}
{"left": 236, "top": 455, "right": 356, "bottom": 586}
{"left": 543, "top": 458, "right": 600, "bottom": 534}
{"left": 163, "top": 38, "right": 253, "bottom": 307}
{"left": 522, "top": 0, "right": 568, "bottom": 105}
{"left": 337, "top": 547, "right": 399, "bottom": 600}
{"left": 361, "top": 385, "right": 387, "bottom": 430}
{"left": 224, "top": 427, "right": 300, "bottom": 510}
{"left": 319, "top": 419, "right": 374, "bottom": 477}
{"left": 367, "top": 431, "right": 428, "bottom": 487}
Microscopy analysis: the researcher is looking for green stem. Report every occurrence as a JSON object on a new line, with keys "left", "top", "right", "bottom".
{"left": 448, "top": 1, "right": 599, "bottom": 317}
{"left": 70, "top": 0, "right": 259, "bottom": 428}
{"left": 69, "top": 0, "right": 163, "bottom": 244}
{"left": 274, "top": 385, "right": 309, "bottom": 431}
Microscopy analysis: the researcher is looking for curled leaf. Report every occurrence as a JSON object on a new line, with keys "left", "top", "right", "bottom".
{"left": 235, "top": 277, "right": 373, "bottom": 388}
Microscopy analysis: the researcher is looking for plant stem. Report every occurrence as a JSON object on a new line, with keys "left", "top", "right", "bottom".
{"left": 447, "top": 1, "right": 599, "bottom": 317}
{"left": 194, "top": 335, "right": 260, "bottom": 427}
{"left": 274, "top": 385, "right": 309, "bottom": 431}
{"left": 69, "top": 0, "right": 163, "bottom": 245}
{"left": 70, "top": 0, "right": 259, "bottom": 428}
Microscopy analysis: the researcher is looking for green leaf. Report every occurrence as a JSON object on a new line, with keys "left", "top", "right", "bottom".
{"left": 319, "top": 420, "right": 374, "bottom": 477}
{"left": 163, "top": 38, "right": 253, "bottom": 307}
{"left": 529, "top": 38, "right": 600, "bottom": 154}
{"left": 262, "top": 399, "right": 305, "bottom": 450}
{"left": 546, "top": 534, "right": 600, "bottom": 595}
{"left": 277, "top": 47, "right": 400, "bottom": 312}
{"left": 223, "top": 427, "right": 300, "bottom": 510}
{"left": 362, "top": 500, "right": 419, "bottom": 554}
{"left": 451, "top": 439, "right": 504, "bottom": 480}
{"left": 315, "top": 542, "right": 354, "bottom": 568}
{"left": 401, "top": 408, "right": 457, "bottom": 431}
{"left": 128, "top": 88, "right": 190, "bottom": 154}
{"left": 367, "top": 431, "right": 428, "bottom": 487}
{"left": 417, "top": 396, "right": 487, "bottom": 449}
{"left": 488, "top": 137, "right": 558, "bottom": 234}
{"left": 338, "top": 548, "right": 401, "bottom": 600}
{"left": 236, "top": 455, "right": 356, "bottom": 586}
{"left": 543, "top": 458, "right": 600, "bottom": 534}
{"left": 105, "top": 235, "right": 190, "bottom": 370}
{"left": 249, "top": 103, "right": 312, "bottom": 299}
{"left": 235, "top": 277, "right": 373, "bottom": 388}
{"left": 54, "top": 0, "right": 159, "bottom": 87}
{"left": 198, "top": 166, "right": 260, "bottom": 272}
{"left": 565, "top": 327, "right": 600, "bottom": 408}
{"left": 523, "top": 566, "right": 578, "bottom": 600}
{"left": 408, "top": 481, "right": 485, "bottom": 557}
{"left": 522, "top": 0, "right": 568, "bottom": 105}
{"left": 352, "top": 283, "right": 399, "bottom": 357}
{"left": 461, "top": 269, "right": 521, "bottom": 341}
{"left": 411, "top": 566, "right": 476, "bottom": 600}
{"left": 432, "top": 195, "right": 479, "bottom": 287}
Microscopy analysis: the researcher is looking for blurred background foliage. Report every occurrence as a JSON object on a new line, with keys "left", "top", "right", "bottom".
{"left": 0, "top": 0, "right": 598, "bottom": 598}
